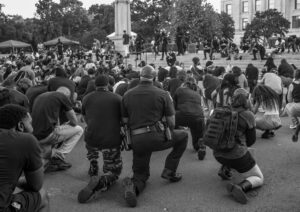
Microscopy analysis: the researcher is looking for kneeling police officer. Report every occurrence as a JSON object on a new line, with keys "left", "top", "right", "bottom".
{"left": 121, "top": 65, "right": 188, "bottom": 207}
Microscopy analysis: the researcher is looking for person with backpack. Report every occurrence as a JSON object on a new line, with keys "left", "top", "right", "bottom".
{"left": 203, "top": 89, "right": 264, "bottom": 204}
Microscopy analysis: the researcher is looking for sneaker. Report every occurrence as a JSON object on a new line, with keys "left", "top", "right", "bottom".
{"left": 226, "top": 183, "right": 248, "bottom": 204}
{"left": 290, "top": 124, "right": 298, "bottom": 129}
{"left": 197, "top": 147, "right": 206, "bottom": 160}
{"left": 292, "top": 134, "right": 298, "bottom": 142}
{"left": 161, "top": 169, "right": 182, "bottom": 182}
{"left": 261, "top": 131, "right": 271, "bottom": 139}
{"left": 269, "top": 131, "right": 275, "bottom": 137}
{"left": 44, "top": 157, "right": 71, "bottom": 173}
{"left": 77, "top": 176, "right": 100, "bottom": 203}
{"left": 218, "top": 165, "right": 232, "bottom": 180}
{"left": 123, "top": 177, "right": 137, "bottom": 207}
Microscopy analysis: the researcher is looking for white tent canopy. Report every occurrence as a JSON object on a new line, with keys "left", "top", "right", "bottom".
{"left": 107, "top": 31, "right": 137, "bottom": 38}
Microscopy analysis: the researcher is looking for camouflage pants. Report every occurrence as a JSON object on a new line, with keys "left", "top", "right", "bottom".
{"left": 86, "top": 145, "right": 123, "bottom": 191}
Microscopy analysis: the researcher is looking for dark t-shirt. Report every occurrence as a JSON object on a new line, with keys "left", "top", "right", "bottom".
{"left": 25, "top": 85, "right": 48, "bottom": 112}
{"left": 115, "top": 83, "right": 129, "bottom": 97}
{"left": 128, "top": 79, "right": 162, "bottom": 90}
{"left": 76, "top": 75, "right": 91, "bottom": 99}
{"left": 82, "top": 90, "right": 122, "bottom": 148}
{"left": 122, "top": 81, "right": 175, "bottom": 129}
{"left": 32, "top": 92, "right": 73, "bottom": 140}
{"left": 278, "top": 63, "right": 294, "bottom": 78}
{"left": 292, "top": 82, "right": 300, "bottom": 103}
{"left": 203, "top": 74, "right": 221, "bottom": 100}
{"left": 167, "top": 78, "right": 183, "bottom": 98}
{"left": 245, "top": 66, "right": 259, "bottom": 81}
{"left": 48, "top": 77, "right": 75, "bottom": 97}
{"left": 173, "top": 87, "right": 203, "bottom": 117}
{"left": 9, "top": 89, "right": 30, "bottom": 110}
{"left": 123, "top": 34, "right": 130, "bottom": 45}
{"left": 57, "top": 42, "right": 63, "bottom": 54}
{"left": 0, "top": 131, "right": 42, "bottom": 210}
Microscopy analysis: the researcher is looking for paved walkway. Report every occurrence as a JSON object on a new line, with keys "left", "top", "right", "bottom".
{"left": 44, "top": 54, "right": 300, "bottom": 211}
{"left": 45, "top": 115, "right": 300, "bottom": 212}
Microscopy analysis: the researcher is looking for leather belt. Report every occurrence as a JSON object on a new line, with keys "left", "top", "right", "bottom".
{"left": 131, "top": 126, "right": 157, "bottom": 136}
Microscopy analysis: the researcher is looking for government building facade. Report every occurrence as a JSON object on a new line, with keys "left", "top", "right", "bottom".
{"left": 221, "top": 0, "right": 300, "bottom": 43}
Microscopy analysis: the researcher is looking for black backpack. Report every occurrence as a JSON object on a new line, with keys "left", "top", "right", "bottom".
{"left": 203, "top": 106, "right": 239, "bottom": 151}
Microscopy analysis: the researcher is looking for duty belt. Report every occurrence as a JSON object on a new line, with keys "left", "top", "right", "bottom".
{"left": 131, "top": 126, "right": 158, "bottom": 136}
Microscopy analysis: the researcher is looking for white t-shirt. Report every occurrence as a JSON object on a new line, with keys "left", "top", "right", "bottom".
{"left": 262, "top": 73, "right": 282, "bottom": 95}
{"left": 85, "top": 63, "right": 96, "bottom": 70}
{"left": 262, "top": 101, "right": 279, "bottom": 115}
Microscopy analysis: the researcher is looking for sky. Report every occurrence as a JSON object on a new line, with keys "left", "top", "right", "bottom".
{"left": 1, "top": 0, "right": 221, "bottom": 18}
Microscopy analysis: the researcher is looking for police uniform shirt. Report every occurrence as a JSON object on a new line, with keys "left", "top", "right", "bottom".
{"left": 122, "top": 81, "right": 175, "bottom": 130}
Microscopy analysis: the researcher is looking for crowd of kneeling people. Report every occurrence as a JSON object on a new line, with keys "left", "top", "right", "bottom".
{"left": 0, "top": 52, "right": 299, "bottom": 211}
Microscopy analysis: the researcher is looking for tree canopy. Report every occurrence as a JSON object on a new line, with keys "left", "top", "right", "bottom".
{"left": 218, "top": 12, "right": 235, "bottom": 40}
{"left": 0, "top": 0, "right": 233, "bottom": 48}
{"left": 244, "top": 9, "right": 290, "bottom": 42}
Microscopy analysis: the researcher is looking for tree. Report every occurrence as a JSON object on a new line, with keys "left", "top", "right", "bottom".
{"left": 218, "top": 12, "right": 235, "bottom": 40}
{"left": 172, "top": 0, "right": 222, "bottom": 41}
{"left": 35, "top": 0, "right": 63, "bottom": 41}
{"left": 244, "top": 9, "right": 290, "bottom": 43}
{"left": 59, "top": 0, "right": 90, "bottom": 37}
{"left": 130, "top": 0, "right": 173, "bottom": 40}
{"left": 88, "top": 4, "right": 114, "bottom": 35}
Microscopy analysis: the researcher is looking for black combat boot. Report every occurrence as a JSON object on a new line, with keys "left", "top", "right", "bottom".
{"left": 218, "top": 165, "right": 232, "bottom": 180}
{"left": 261, "top": 130, "right": 270, "bottom": 139}
{"left": 78, "top": 176, "right": 100, "bottom": 203}
{"left": 123, "top": 177, "right": 137, "bottom": 207}
{"left": 226, "top": 180, "right": 252, "bottom": 204}
{"left": 78, "top": 175, "right": 114, "bottom": 203}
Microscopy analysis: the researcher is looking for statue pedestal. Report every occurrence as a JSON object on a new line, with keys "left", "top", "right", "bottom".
{"left": 110, "top": 0, "right": 131, "bottom": 56}
{"left": 110, "top": 35, "right": 125, "bottom": 55}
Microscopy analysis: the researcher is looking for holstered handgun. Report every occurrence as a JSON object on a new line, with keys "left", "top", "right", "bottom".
{"left": 121, "top": 125, "right": 132, "bottom": 151}
{"left": 161, "top": 117, "right": 172, "bottom": 141}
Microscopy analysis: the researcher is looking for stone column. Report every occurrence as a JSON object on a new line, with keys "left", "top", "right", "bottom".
{"left": 110, "top": 0, "right": 131, "bottom": 55}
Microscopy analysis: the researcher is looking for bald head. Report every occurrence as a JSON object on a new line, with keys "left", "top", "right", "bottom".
{"left": 56, "top": 87, "right": 71, "bottom": 98}
{"left": 140, "top": 65, "right": 155, "bottom": 81}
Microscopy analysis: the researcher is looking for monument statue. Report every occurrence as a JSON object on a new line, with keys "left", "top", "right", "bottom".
{"left": 110, "top": 0, "right": 131, "bottom": 56}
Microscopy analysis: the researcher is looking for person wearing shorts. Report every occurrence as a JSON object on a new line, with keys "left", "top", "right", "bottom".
{"left": 252, "top": 85, "right": 282, "bottom": 139}
{"left": 213, "top": 89, "right": 264, "bottom": 204}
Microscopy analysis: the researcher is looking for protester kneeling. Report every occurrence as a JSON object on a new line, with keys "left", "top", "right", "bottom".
{"left": 251, "top": 85, "right": 282, "bottom": 139}
{"left": 77, "top": 75, "right": 123, "bottom": 203}
{"left": 0, "top": 105, "right": 49, "bottom": 212}
{"left": 32, "top": 87, "right": 83, "bottom": 172}
{"left": 202, "top": 89, "right": 264, "bottom": 204}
